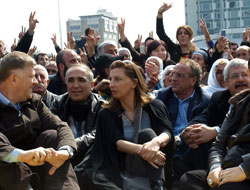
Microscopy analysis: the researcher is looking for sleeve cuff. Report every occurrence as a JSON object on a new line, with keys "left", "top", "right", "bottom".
{"left": 2, "top": 149, "right": 23, "bottom": 163}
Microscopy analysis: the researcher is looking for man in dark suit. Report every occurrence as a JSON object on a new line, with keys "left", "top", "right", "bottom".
{"left": 0, "top": 51, "right": 79, "bottom": 190}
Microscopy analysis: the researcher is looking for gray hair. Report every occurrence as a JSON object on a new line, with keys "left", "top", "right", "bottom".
{"left": 34, "top": 64, "right": 49, "bottom": 80}
{"left": 98, "top": 41, "right": 117, "bottom": 56}
{"left": 0, "top": 51, "right": 36, "bottom": 82}
{"left": 224, "top": 58, "right": 248, "bottom": 81}
{"left": 65, "top": 64, "right": 94, "bottom": 84}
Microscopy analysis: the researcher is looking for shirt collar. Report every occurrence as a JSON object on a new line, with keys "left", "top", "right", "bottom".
{"left": 0, "top": 92, "right": 20, "bottom": 110}
{"left": 174, "top": 90, "right": 195, "bottom": 102}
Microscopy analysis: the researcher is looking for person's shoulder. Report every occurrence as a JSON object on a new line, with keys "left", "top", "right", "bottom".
{"left": 156, "top": 86, "right": 172, "bottom": 98}
{"left": 211, "top": 89, "right": 231, "bottom": 101}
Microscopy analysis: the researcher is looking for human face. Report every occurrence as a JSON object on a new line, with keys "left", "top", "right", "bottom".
{"left": 63, "top": 50, "right": 81, "bottom": 69}
{"left": 192, "top": 54, "right": 205, "bottom": 72}
{"left": 66, "top": 67, "right": 91, "bottom": 102}
{"left": 215, "top": 63, "right": 226, "bottom": 87}
{"left": 225, "top": 66, "right": 250, "bottom": 96}
{"left": 230, "top": 44, "right": 238, "bottom": 58}
{"left": 104, "top": 45, "right": 118, "bottom": 56}
{"left": 37, "top": 55, "right": 49, "bottom": 67}
{"left": 32, "top": 67, "right": 49, "bottom": 95}
{"left": 177, "top": 28, "right": 191, "bottom": 46}
{"left": 119, "top": 51, "right": 131, "bottom": 61}
{"left": 236, "top": 49, "right": 250, "bottom": 61}
{"left": 163, "top": 69, "right": 174, "bottom": 87}
{"left": 150, "top": 45, "right": 167, "bottom": 61}
{"left": 15, "top": 66, "right": 38, "bottom": 103}
{"left": 109, "top": 68, "right": 137, "bottom": 101}
{"left": 46, "top": 64, "right": 58, "bottom": 75}
{"left": 0, "top": 40, "right": 6, "bottom": 58}
{"left": 171, "top": 64, "right": 197, "bottom": 99}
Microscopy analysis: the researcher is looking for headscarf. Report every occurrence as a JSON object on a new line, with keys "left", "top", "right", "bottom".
{"left": 203, "top": 58, "right": 229, "bottom": 97}
{"left": 160, "top": 65, "right": 175, "bottom": 87}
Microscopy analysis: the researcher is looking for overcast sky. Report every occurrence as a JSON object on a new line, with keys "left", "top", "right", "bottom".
{"left": 1, "top": 0, "right": 185, "bottom": 54}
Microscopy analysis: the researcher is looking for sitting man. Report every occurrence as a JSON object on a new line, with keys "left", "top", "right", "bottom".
{"left": 52, "top": 64, "right": 104, "bottom": 165}
{"left": 181, "top": 58, "right": 250, "bottom": 174}
{"left": 0, "top": 51, "right": 79, "bottom": 190}
{"left": 32, "top": 64, "right": 59, "bottom": 110}
{"left": 179, "top": 60, "right": 250, "bottom": 190}
{"left": 156, "top": 58, "right": 210, "bottom": 179}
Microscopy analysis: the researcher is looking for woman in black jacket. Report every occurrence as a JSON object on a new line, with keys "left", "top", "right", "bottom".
{"left": 75, "top": 61, "right": 174, "bottom": 190}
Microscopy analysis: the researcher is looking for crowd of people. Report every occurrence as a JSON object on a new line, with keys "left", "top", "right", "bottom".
{"left": 0, "top": 2, "right": 250, "bottom": 190}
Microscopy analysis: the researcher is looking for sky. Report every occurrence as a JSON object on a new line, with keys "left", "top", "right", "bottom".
{"left": 1, "top": 0, "right": 185, "bottom": 54}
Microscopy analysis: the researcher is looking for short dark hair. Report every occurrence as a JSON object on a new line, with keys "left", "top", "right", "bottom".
{"left": 146, "top": 40, "right": 168, "bottom": 56}
{"left": 35, "top": 53, "right": 48, "bottom": 62}
{"left": 0, "top": 51, "right": 36, "bottom": 82}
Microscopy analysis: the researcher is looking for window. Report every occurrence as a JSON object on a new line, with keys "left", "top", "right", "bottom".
{"left": 244, "top": 20, "right": 250, "bottom": 26}
{"left": 243, "top": 0, "right": 250, "bottom": 7}
{"left": 215, "top": 2, "right": 220, "bottom": 9}
{"left": 214, "top": 12, "right": 221, "bottom": 19}
{"left": 228, "top": 10, "right": 239, "bottom": 18}
{"left": 215, "top": 21, "right": 221, "bottom": 28}
{"left": 229, "top": 20, "right": 240, "bottom": 28}
{"left": 105, "top": 24, "right": 109, "bottom": 32}
{"left": 200, "top": 3, "right": 212, "bottom": 11}
{"left": 242, "top": 10, "right": 250, "bottom": 17}
{"left": 229, "top": 1, "right": 239, "bottom": 8}
{"left": 201, "top": 12, "right": 212, "bottom": 20}
{"left": 104, "top": 33, "right": 108, "bottom": 38}
{"left": 70, "top": 25, "right": 80, "bottom": 30}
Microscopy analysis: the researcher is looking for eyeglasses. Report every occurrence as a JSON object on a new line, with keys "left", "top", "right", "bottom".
{"left": 229, "top": 73, "right": 249, "bottom": 80}
{"left": 170, "top": 72, "right": 190, "bottom": 79}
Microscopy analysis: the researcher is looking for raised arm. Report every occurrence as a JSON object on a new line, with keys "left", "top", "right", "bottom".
{"left": 15, "top": 12, "right": 39, "bottom": 53}
{"left": 200, "top": 18, "right": 214, "bottom": 49}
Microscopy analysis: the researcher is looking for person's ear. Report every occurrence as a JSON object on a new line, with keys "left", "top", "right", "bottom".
{"left": 133, "top": 78, "right": 138, "bottom": 88}
{"left": 47, "top": 78, "right": 50, "bottom": 86}
{"left": 58, "top": 63, "right": 65, "bottom": 71}
{"left": 104, "top": 68, "right": 110, "bottom": 76}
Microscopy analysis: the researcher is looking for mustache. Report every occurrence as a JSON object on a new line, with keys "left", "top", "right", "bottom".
{"left": 235, "top": 83, "right": 248, "bottom": 89}
{"left": 35, "top": 83, "right": 45, "bottom": 88}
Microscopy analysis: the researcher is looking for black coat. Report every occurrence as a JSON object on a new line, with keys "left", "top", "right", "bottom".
{"left": 209, "top": 89, "right": 250, "bottom": 174}
{"left": 75, "top": 99, "right": 174, "bottom": 190}
{"left": 188, "top": 90, "right": 231, "bottom": 127}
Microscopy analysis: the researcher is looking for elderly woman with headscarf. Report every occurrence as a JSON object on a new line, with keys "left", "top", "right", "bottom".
{"left": 145, "top": 56, "right": 164, "bottom": 91}
{"left": 160, "top": 65, "right": 175, "bottom": 88}
{"left": 203, "top": 58, "right": 229, "bottom": 97}
{"left": 118, "top": 47, "right": 133, "bottom": 61}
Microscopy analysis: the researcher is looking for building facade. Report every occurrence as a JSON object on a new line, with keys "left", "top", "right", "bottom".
{"left": 66, "top": 9, "right": 118, "bottom": 44}
{"left": 185, "top": 0, "right": 250, "bottom": 48}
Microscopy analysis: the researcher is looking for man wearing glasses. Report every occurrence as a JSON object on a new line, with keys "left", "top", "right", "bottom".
{"left": 156, "top": 58, "right": 211, "bottom": 181}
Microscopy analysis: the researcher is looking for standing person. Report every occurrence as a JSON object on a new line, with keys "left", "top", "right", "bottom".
{"left": 47, "top": 49, "right": 81, "bottom": 95}
{"left": 0, "top": 51, "right": 79, "bottom": 190}
{"left": 76, "top": 61, "right": 174, "bottom": 190}
{"left": 157, "top": 3, "right": 197, "bottom": 63}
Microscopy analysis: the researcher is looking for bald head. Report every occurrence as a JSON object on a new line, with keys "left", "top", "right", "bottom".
{"left": 236, "top": 45, "right": 250, "bottom": 61}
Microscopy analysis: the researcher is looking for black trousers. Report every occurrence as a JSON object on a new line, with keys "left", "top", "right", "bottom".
{"left": 0, "top": 130, "right": 79, "bottom": 190}
{"left": 178, "top": 169, "right": 250, "bottom": 190}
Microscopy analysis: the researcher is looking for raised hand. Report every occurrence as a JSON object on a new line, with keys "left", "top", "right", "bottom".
{"left": 158, "top": 2, "right": 173, "bottom": 15}
{"left": 18, "top": 26, "right": 27, "bottom": 42}
{"left": 28, "top": 45, "right": 37, "bottom": 56}
{"left": 79, "top": 47, "right": 88, "bottom": 64}
{"left": 10, "top": 38, "right": 17, "bottom": 52}
{"left": 134, "top": 34, "right": 142, "bottom": 50}
{"left": 28, "top": 12, "right": 39, "bottom": 35}
{"left": 51, "top": 33, "right": 58, "bottom": 47}
{"left": 67, "top": 32, "right": 76, "bottom": 49}
{"left": 118, "top": 18, "right": 125, "bottom": 35}
{"left": 200, "top": 18, "right": 208, "bottom": 32}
